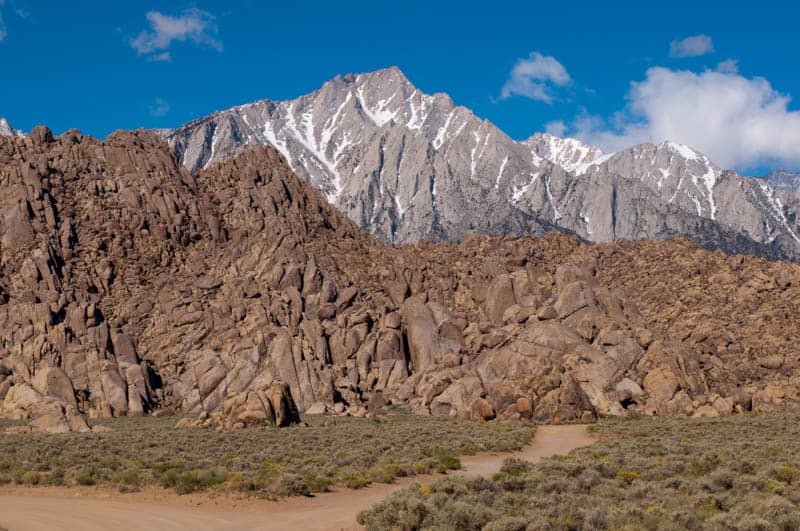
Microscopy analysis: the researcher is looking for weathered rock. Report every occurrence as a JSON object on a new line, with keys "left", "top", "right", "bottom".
{"left": 485, "top": 274, "right": 517, "bottom": 326}
{"left": 1, "top": 128, "right": 799, "bottom": 428}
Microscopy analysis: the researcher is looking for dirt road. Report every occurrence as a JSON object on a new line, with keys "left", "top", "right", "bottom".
{"left": 0, "top": 424, "right": 594, "bottom": 531}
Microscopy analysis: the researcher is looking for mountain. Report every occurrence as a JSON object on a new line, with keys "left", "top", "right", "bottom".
{"left": 526, "top": 132, "right": 608, "bottom": 174}
{"left": 0, "top": 118, "right": 23, "bottom": 137}
{"left": 761, "top": 169, "right": 800, "bottom": 192}
{"left": 164, "top": 67, "right": 561, "bottom": 244}
{"left": 2, "top": 127, "right": 800, "bottom": 433}
{"left": 163, "top": 67, "right": 800, "bottom": 261}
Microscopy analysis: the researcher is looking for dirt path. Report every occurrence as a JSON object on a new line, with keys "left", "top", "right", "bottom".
{"left": 0, "top": 424, "right": 594, "bottom": 531}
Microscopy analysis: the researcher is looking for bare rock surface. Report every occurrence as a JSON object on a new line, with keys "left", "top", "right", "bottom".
{"left": 1, "top": 128, "right": 800, "bottom": 429}
{"left": 163, "top": 67, "right": 800, "bottom": 261}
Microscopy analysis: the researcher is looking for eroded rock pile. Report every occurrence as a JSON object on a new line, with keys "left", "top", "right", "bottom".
{"left": 1, "top": 127, "right": 798, "bottom": 431}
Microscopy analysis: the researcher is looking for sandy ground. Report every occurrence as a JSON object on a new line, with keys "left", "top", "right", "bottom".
{"left": 0, "top": 424, "right": 595, "bottom": 531}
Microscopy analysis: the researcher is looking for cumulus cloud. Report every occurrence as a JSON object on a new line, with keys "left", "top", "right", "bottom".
{"left": 571, "top": 66, "right": 800, "bottom": 170}
{"left": 149, "top": 98, "right": 170, "bottom": 117}
{"left": 500, "top": 52, "right": 571, "bottom": 104}
{"left": 670, "top": 34, "right": 714, "bottom": 58}
{"left": 131, "top": 8, "right": 222, "bottom": 58}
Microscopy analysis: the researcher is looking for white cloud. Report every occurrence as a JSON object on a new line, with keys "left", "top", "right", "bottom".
{"left": 545, "top": 120, "right": 567, "bottom": 137}
{"left": 572, "top": 66, "right": 800, "bottom": 170}
{"left": 131, "top": 8, "right": 222, "bottom": 58}
{"left": 149, "top": 52, "right": 172, "bottom": 63}
{"left": 715, "top": 59, "right": 739, "bottom": 74}
{"left": 149, "top": 98, "right": 170, "bottom": 117}
{"left": 500, "top": 52, "right": 571, "bottom": 104}
{"left": 0, "top": 1, "right": 32, "bottom": 43}
{"left": 0, "top": 1, "right": 7, "bottom": 42}
{"left": 670, "top": 34, "right": 714, "bottom": 58}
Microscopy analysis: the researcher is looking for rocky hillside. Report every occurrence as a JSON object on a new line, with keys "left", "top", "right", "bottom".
{"left": 0, "top": 128, "right": 798, "bottom": 432}
{"left": 162, "top": 67, "right": 800, "bottom": 261}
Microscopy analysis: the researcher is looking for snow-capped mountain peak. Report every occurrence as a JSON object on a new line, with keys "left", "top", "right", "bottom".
{"left": 526, "top": 132, "right": 608, "bottom": 175}
{"left": 0, "top": 118, "right": 24, "bottom": 137}
{"left": 164, "top": 67, "right": 800, "bottom": 261}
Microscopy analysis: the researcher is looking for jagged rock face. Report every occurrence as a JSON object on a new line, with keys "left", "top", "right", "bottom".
{"left": 163, "top": 67, "right": 800, "bottom": 261}
{"left": 2, "top": 128, "right": 800, "bottom": 430}
{"left": 526, "top": 133, "right": 606, "bottom": 175}
{"left": 760, "top": 169, "right": 800, "bottom": 193}
{"left": 164, "top": 67, "right": 558, "bottom": 245}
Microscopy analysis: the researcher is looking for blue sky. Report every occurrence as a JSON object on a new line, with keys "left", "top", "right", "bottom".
{"left": 1, "top": 1, "right": 799, "bottom": 173}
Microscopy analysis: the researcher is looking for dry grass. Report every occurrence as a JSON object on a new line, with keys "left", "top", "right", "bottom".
{"left": 0, "top": 413, "right": 533, "bottom": 498}
{"left": 359, "top": 410, "right": 800, "bottom": 530}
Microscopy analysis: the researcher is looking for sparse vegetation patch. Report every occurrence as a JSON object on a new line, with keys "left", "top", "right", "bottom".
{"left": 359, "top": 410, "right": 800, "bottom": 530}
{"left": 0, "top": 413, "right": 532, "bottom": 498}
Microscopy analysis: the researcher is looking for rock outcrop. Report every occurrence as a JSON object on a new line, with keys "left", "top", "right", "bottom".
{"left": 1, "top": 127, "right": 800, "bottom": 430}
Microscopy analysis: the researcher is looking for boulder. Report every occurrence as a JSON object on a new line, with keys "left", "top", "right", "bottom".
{"left": 32, "top": 367, "right": 77, "bottom": 409}
{"left": 485, "top": 274, "right": 517, "bottom": 326}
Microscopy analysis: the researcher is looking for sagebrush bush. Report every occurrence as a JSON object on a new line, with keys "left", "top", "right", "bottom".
{"left": 0, "top": 412, "right": 533, "bottom": 498}
{"left": 360, "top": 410, "right": 800, "bottom": 530}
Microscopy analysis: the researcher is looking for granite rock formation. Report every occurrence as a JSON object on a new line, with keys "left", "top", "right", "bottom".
{"left": 1, "top": 128, "right": 799, "bottom": 431}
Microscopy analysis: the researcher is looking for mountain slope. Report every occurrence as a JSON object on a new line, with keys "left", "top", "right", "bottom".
{"left": 761, "top": 169, "right": 800, "bottom": 192}
{"left": 164, "top": 67, "right": 800, "bottom": 261}
{"left": 2, "top": 128, "right": 800, "bottom": 432}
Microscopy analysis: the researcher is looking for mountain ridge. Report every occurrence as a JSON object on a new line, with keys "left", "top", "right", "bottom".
{"left": 162, "top": 66, "right": 800, "bottom": 261}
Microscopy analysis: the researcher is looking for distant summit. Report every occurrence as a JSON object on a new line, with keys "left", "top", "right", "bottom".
{"left": 162, "top": 67, "right": 800, "bottom": 261}
{"left": 0, "top": 118, "right": 24, "bottom": 137}
{"left": 761, "top": 169, "right": 800, "bottom": 193}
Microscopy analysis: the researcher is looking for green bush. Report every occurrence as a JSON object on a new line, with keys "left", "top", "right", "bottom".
{"left": 341, "top": 471, "right": 369, "bottom": 489}
{"left": 75, "top": 470, "right": 96, "bottom": 486}
{"left": 499, "top": 458, "right": 533, "bottom": 477}
{"left": 43, "top": 468, "right": 65, "bottom": 486}
{"left": 0, "top": 412, "right": 534, "bottom": 498}
{"left": 615, "top": 469, "right": 640, "bottom": 486}
{"left": 112, "top": 469, "right": 140, "bottom": 486}
{"left": 278, "top": 473, "right": 310, "bottom": 497}
{"left": 303, "top": 472, "right": 333, "bottom": 493}
{"left": 159, "top": 469, "right": 225, "bottom": 495}
{"left": 434, "top": 452, "right": 461, "bottom": 473}
{"left": 772, "top": 466, "right": 799, "bottom": 484}
{"left": 359, "top": 411, "right": 800, "bottom": 530}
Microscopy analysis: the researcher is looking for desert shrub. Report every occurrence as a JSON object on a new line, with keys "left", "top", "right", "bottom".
{"left": 112, "top": 469, "right": 140, "bottom": 486}
{"left": 278, "top": 473, "right": 310, "bottom": 497}
{"left": 75, "top": 469, "right": 96, "bottom": 486}
{"left": 615, "top": 470, "right": 640, "bottom": 486}
{"left": 0, "top": 412, "right": 533, "bottom": 497}
{"left": 499, "top": 457, "right": 533, "bottom": 477}
{"left": 357, "top": 485, "right": 430, "bottom": 530}
{"left": 159, "top": 469, "right": 225, "bottom": 494}
{"left": 413, "top": 459, "right": 435, "bottom": 474}
{"left": 340, "top": 471, "right": 369, "bottom": 489}
{"left": 482, "top": 516, "right": 529, "bottom": 531}
{"left": 772, "top": 466, "right": 799, "bottom": 484}
{"left": 360, "top": 410, "right": 800, "bottom": 530}
{"left": 42, "top": 468, "right": 65, "bottom": 486}
{"left": 434, "top": 452, "right": 461, "bottom": 473}
{"left": 303, "top": 472, "right": 333, "bottom": 493}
